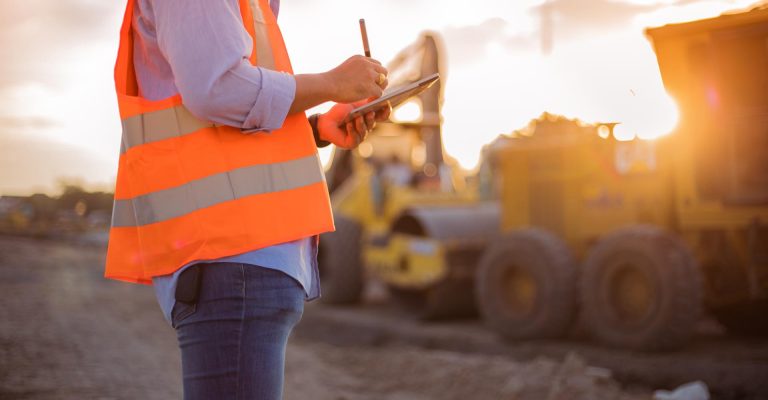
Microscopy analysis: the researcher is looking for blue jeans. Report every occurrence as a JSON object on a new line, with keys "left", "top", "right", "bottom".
{"left": 171, "top": 262, "right": 305, "bottom": 400}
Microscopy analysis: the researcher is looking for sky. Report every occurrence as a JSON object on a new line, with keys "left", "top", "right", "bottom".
{"left": 0, "top": 0, "right": 763, "bottom": 195}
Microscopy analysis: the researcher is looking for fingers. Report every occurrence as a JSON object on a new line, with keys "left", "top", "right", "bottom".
{"left": 345, "top": 122, "right": 358, "bottom": 148}
{"left": 376, "top": 75, "right": 389, "bottom": 90}
{"left": 375, "top": 104, "right": 392, "bottom": 122}
{"left": 319, "top": 103, "right": 379, "bottom": 150}
{"left": 366, "top": 57, "right": 389, "bottom": 75}
{"left": 327, "top": 108, "right": 375, "bottom": 149}
{"left": 368, "top": 84, "right": 384, "bottom": 99}
{"left": 368, "top": 70, "right": 386, "bottom": 88}
{"left": 373, "top": 67, "right": 388, "bottom": 90}
{"left": 326, "top": 102, "right": 355, "bottom": 120}
{"left": 354, "top": 54, "right": 387, "bottom": 75}
{"left": 333, "top": 55, "right": 389, "bottom": 103}
{"left": 355, "top": 114, "right": 367, "bottom": 135}
{"left": 344, "top": 115, "right": 370, "bottom": 147}
{"left": 352, "top": 98, "right": 371, "bottom": 108}
{"left": 372, "top": 64, "right": 387, "bottom": 76}
{"left": 365, "top": 58, "right": 388, "bottom": 90}
{"left": 364, "top": 112, "right": 376, "bottom": 131}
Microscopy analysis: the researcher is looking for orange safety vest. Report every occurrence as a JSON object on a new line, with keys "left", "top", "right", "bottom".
{"left": 105, "top": 0, "right": 334, "bottom": 284}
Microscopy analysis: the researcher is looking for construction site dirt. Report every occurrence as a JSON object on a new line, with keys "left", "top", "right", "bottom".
{"left": 1, "top": 236, "right": 766, "bottom": 400}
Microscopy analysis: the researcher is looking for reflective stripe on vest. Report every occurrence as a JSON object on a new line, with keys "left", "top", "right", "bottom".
{"left": 111, "top": 154, "right": 324, "bottom": 227}
{"left": 105, "top": 0, "right": 335, "bottom": 284}
{"left": 249, "top": 0, "right": 276, "bottom": 70}
{"left": 120, "top": 105, "right": 214, "bottom": 154}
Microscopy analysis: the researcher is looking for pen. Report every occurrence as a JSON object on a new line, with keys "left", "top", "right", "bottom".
{"left": 359, "top": 18, "right": 371, "bottom": 57}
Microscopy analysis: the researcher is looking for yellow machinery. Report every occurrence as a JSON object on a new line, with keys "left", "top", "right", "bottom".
{"left": 474, "top": 115, "right": 699, "bottom": 349}
{"left": 472, "top": 7, "right": 768, "bottom": 350}
{"left": 318, "top": 33, "right": 484, "bottom": 316}
{"left": 322, "top": 7, "right": 768, "bottom": 349}
{"left": 644, "top": 7, "right": 768, "bottom": 336}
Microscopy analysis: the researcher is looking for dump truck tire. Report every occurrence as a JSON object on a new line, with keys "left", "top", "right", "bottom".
{"left": 476, "top": 229, "right": 577, "bottom": 340}
{"left": 318, "top": 216, "right": 364, "bottom": 304}
{"left": 580, "top": 225, "right": 702, "bottom": 351}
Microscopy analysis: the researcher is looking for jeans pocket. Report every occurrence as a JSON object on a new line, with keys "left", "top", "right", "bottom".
{"left": 171, "top": 301, "right": 197, "bottom": 329}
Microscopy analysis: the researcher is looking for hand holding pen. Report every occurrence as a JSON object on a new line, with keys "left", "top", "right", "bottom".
{"left": 322, "top": 19, "right": 388, "bottom": 103}
{"left": 360, "top": 19, "right": 387, "bottom": 87}
{"left": 315, "top": 18, "right": 391, "bottom": 148}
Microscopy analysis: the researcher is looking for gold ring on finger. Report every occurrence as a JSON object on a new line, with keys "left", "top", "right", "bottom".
{"left": 376, "top": 73, "right": 386, "bottom": 85}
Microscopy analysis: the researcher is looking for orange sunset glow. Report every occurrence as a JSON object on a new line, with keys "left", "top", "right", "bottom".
{"left": 0, "top": 0, "right": 763, "bottom": 194}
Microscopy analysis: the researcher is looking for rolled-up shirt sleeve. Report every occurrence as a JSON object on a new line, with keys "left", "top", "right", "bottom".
{"left": 150, "top": 0, "right": 294, "bottom": 132}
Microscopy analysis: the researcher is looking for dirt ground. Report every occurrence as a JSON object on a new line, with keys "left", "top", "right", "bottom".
{"left": 0, "top": 236, "right": 763, "bottom": 399}
{"left": 295, "top": 299, "right": 768, "bottom": 400}
{"left": 285, "top": 339, "right": 647, "bottom": 400}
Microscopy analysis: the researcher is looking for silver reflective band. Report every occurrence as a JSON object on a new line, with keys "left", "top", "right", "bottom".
{"left": 121, "top": 105, "right": 214, "bottom": 154}
{"left": 248, "top": 0, "right": 276, "bottom": 70}
{"left": 111, "top": 154, "right": 325, "bottom": 228}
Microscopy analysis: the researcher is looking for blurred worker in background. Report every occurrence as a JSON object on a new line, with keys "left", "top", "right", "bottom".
{"left": 105, "top": 0, "right": 390, "bottom": 399}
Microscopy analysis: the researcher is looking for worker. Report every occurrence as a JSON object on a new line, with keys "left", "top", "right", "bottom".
{"left": 104, "top": 0, "right": 390, "bottom": 399}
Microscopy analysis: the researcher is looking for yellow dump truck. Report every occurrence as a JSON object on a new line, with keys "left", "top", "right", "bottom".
{"left": 643, "top": 6, "right": 768, "bottom": 336}
{"left": 483, "top": 7, "right": 768, "bottom": 349}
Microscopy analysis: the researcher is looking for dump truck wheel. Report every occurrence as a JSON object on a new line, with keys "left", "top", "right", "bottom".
{"left": 711, "top": 300, "right": 768, "bottom": 336}
{"left": 318, "top": 216, "right": 364, "bottom": 304}
{"left": 476, "top": 229, "right": 577, "bottom": 339}
{"left": 388, "top": 277, "right": 477, "bottom": 320}
{"left": 580, "top": 225, "right": 702, "bottom": 350}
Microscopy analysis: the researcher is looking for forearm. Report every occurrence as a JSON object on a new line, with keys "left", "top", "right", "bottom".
{"left": 288, "top": 73, "right": 336, "bottom": 115}
{"left": 289, "top": 55, "right": 388, "bottom": 115}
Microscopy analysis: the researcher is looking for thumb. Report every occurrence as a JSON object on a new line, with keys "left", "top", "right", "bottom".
{"left": 352, "top": 99, "right": 370, "bottom": 108}
{"left": 326, "top": 103, "right": 355, "bottom": 121}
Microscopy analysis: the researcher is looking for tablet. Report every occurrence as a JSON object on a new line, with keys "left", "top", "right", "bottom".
{"left": 342, "top": 73, "right": 440, "bottom": 125}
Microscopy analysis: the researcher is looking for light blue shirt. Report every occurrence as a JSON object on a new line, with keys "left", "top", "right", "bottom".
{"left": 152, "top": 239, "right": 320, "bottom": 324}
{"left": 132, "top": 0, "right": 320, "bottom": 324}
